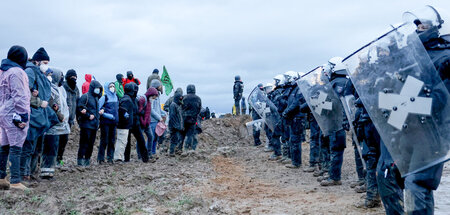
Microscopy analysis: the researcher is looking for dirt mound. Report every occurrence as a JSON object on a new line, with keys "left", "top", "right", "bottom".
{"left": 197, "top": 115, "right": 253, "bottom": 151}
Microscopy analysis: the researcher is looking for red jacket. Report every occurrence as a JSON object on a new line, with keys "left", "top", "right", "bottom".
{"left": 138, "top": 87, "right": 158, "bottom": 128}
{"left": 122, "top": 77, "right": 141, "bottom": 89}
{"left": 82, "top": 74, "right": 92, "bottom": 94}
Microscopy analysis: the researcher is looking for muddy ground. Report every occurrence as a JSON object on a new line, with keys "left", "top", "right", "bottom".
{"left": 0, "top": 115, "right": 413, "bottom": 215}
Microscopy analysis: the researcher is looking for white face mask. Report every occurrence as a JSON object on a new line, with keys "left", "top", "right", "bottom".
{"left": 40, "top": 63, "right": 49, "bottom": 73}
{"left": 109, "top": 86, "right": 115, "bottom": 93}
{"left": 94, "top": 88, "right": 101, "bottom": 94}
{"left": 47, "top": 76, "right": 53, "bottom": 82}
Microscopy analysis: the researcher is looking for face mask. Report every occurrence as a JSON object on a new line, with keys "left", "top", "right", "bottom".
{"left": 47, "top": 76, "right": 53, "bottom": 82}
{"left": 40, "top": 63, "right": 49, "bottom": 73}
{"left": 67, "top": 77, "right": 77, "bottom": 88}
{"left": 127, "top": 75, "right": 133, "bottom": 80}
{"left": 109, "top": 86, "right": 115, "bottom": 93}
{"left": 94, "top": 88, "right": 101, "bottom": 95}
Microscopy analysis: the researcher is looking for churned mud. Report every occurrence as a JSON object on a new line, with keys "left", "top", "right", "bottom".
{"left": 6, "top": 114, "right": 444, "bottom": 214}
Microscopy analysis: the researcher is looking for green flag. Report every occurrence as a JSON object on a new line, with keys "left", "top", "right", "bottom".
{"left": 161, "top": 65, "right": 173, "bottom": 96}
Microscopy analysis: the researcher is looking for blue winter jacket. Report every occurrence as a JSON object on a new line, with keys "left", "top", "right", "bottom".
{"left": 24, "top": 62, "right": 56, "bottom": 129}
{"left": 99, "top": 82, "right": 119, "bottom": 125}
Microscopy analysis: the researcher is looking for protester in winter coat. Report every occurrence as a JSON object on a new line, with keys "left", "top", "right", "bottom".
{"left": 146, "top": 69, "right": 163, "bottom": 93}
{"left": 76, "top": 80, "right": 103, "bottom": 166}
{"left": 139, "top": 87, "right": 158, "bottom": 158}
{"left": 122, "top": 71, "right": 140, "bottom": 88}
{"left": 41, "top": 69, "right": 70, "bottom": 179}
{"left": 205, "top": 107, "right": 211, "bottom": 120}
{"left": 57, "top": 69, "right": 79, "bottom": 164}
{"left": 97, "top": 82, "right": 119, "bottom": 164}
{"left": 182, "top": 84, "right": 202, "bottom": 151}
{"left": 82, "top": 74, "right": 93, "bottom": 94}
{"left": 115, "top": 74, "right": 125, "bottom": 99}
{"left": 20, "top": 47, "right": 58, "bottom": 182}
{"left": 124, "top": 83, "right": 149, "bottom": 163}
{"left": 0, "top": 46, "right": 31, "bottom": 191}
{"left": 169, "top": 92, "right": 184, "bottom": 156}
{"left": 114, "top": 83, "right": 134, "bottom": 162}
{"left": 163, "top": 88, "right": 183, "bottom": 113}
{"left": 149, "top": 80, "right": 167, "bottom": 156}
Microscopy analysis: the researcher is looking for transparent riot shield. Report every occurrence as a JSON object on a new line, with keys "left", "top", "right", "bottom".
{"left": 248, "top": 87, "right": 281, "bottom": 131}
{"left": 245, "top": 119, "right": 265, "bottom": 136}
{"left": 344, "top": 23, "right": 450, "bottom": 176}
{"left": 297, "top": 67, "right": 345, "bottom": 136}
{"left": 339, "top": 95, "right": 366, "bottom": 170}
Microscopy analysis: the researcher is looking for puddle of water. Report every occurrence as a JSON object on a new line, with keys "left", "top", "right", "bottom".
{"left": 434, "top": 163, "right": 450, "bottom": 215}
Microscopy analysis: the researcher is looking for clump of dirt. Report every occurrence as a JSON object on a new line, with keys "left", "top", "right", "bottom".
{"left": 198, "top": 115, "right": 253, "bottom": 151}
{"left": 0, "top": 115, "right": 386, "bottom": 215}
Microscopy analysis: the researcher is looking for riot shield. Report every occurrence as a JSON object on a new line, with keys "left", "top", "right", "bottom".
{"left": 344, "top": 23, "right": 450, "bottom": 176}
{"left": 339, "top": 95, "right": 366, "bottom": 170}
{"left": 248, "top": 87, "right": 281, "bottom": 131}
{"left": 297, "top": 67, "right": 345, "bottom": 136}
{"left": 245, "top": 119, "right": 265, "bottom": 136}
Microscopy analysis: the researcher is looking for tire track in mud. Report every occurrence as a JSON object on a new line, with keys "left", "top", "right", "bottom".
{"left": 200, "top": 155, "right": 328, "bottom": 214}
{"left": 199, "top": 145, "right": 385, "bottom": 215}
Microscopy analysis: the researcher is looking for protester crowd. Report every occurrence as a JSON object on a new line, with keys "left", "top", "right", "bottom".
{"left": 0, "top": 47, "right": 205, "bottom": 191}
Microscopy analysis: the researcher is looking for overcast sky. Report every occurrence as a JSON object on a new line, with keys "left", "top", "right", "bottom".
{"left": 1, "top": 0, "right": 449, "bottom": 113}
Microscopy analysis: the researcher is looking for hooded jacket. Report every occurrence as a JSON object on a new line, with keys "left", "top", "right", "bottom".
{"left": 76, "top": 80, "right": 102, "bottom": 129}
{"left": 117, "top": 83, "right": 135, "bottom": 129}
{"left": 24, "top": 61, "right": 53, "bottom": 128}
{"left": 169, "top": 92, "right": 184, "bottom": 131}
{"left": 139, "top": 87, "right": 158, "bottom": 128}
{"left": 115, "top": 74, "right": 125, "bottom": 99}
{"left": 122, "top": 71, "right": 141, "bottom": 88}
{"left": 163, "top": 87, "right": 183, "bottom": 112}
{"left": 182, "top": 84, "right": 202, "bottom": 124}
{"left": 150, "top": 79, "right": 166, "bottom": 123}
{"left": 63, "top": 79, "right": 80, "bottom": 126}
{"left": 0, "top": 59, "right": 31, "bottom": 130}
{"left": 147, "top": 73, "right": 161, "bottom": 90}
{"left": 99, "top": 82, "right": 119, "bottom": 125}
{"left": 46, "top": 70, "right": 70, "bottom": 135}
{"left": 82, "top": 74, "right": 92, "bottom": 94}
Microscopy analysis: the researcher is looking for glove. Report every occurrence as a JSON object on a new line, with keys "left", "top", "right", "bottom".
{"left": 12, "top": 113, "right": 28, "bottom": 129}
{"left": 124, "top": 112, "right": 130, "bottom": 119}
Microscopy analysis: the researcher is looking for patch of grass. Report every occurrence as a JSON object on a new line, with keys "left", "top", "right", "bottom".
{"left": 68, "top": 210, "right": 81, "bottom": 215}
{"left": 61, "top": 199, "right": 78, "bottom": 215}
{"left": 113, "top": 206, "right": 127, "bottom": 215}
{"left": 145, "top": 186, "right": 157, "bottom": 196}
{"left": 24, "top": 189, "right": 32, "bottom": 195}
{"left": 30, "top": 195, "right": 45, "bottom": 204}
{"left": 177, "top": 196, "right": 194, "bottom": 207}
{"left": 115, "top": 195, "right": 125, "bottom": 204}
{"left": 164, "top": 195, "right": 197, "bottom": 213}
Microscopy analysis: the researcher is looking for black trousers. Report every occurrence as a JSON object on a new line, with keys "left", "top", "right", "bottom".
{"left": 125, "top": 126, "right": 149, "bottom": 162}
{"left": 78, "top": 128, "right": 97, "bottom": 160}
